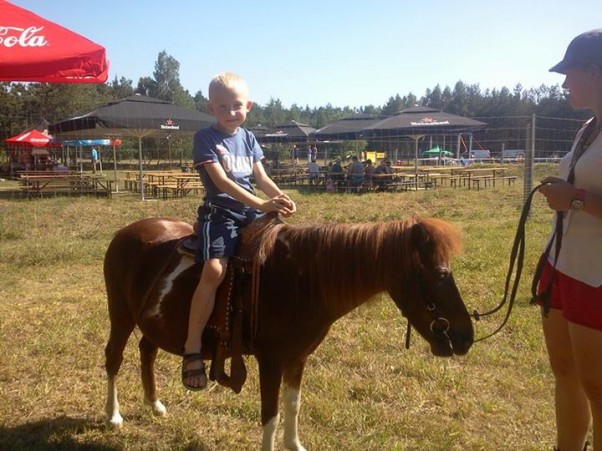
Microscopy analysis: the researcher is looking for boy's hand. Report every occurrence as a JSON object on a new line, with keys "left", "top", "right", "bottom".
{"left": 261, "top": 194, "right": 296, "bottom": 218}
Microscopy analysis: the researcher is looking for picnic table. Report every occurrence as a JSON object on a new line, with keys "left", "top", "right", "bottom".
{"left": 19, "top": 173, "right": 112, "bottom": 197}
{"left": 122, "top": 171, "right": 205, "bottom": 199}
{"left": 450, "top": 167, "right": 514, "bottom": 189}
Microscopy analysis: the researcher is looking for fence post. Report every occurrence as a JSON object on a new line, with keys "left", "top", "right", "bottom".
{"left": 524, "top": 114, "right": 535, "bottom": 203}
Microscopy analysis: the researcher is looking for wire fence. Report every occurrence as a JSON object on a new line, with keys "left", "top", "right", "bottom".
{"left": 1, "top": 114, "right": 587, "bottom": 171}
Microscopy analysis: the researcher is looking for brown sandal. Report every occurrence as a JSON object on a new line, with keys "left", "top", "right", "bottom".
{"left": 182, "top": 353, "right": 207, "bottom": 391}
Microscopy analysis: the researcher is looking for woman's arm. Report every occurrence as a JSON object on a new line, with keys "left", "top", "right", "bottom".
{"left": 539, "top": 176, "right": 602, "bottom": 219}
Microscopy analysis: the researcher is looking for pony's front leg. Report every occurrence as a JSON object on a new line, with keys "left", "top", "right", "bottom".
{"left": 105, "top": 375, "right": 123, "bottom": 428}
{"left": 257, "top": 356, "right": 284, "bottom": 451}
{"left": 139, "top": 336, "right": 166, "bottom": 417}
{"left": 282, "top": 360, "right": 307, "bottom": 451}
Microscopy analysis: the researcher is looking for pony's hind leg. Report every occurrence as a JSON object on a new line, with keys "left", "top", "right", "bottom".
{"left": 139, "top": 336, "right": 166, "bottom": 417}
{"left": 105, "top": 320, "right": 135, "bottom": 428}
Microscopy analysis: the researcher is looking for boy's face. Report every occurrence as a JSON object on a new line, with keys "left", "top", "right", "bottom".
{"left": 208, "top": 84, "right": 253, "bottom": 134}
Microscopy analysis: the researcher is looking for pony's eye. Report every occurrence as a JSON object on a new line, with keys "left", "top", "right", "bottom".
{"left": 435, "top": 268, "right": 449, "bottom": 280}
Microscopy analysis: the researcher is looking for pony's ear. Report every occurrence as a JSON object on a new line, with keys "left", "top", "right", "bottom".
{"left": 410, "top": 221, "right": 430, "bottom": 247}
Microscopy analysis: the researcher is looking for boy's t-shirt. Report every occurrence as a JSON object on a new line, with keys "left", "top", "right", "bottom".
{"left": 193, "top": 127, "right": 264, "bottom": 212}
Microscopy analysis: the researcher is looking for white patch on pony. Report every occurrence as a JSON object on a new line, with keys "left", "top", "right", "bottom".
{"left": 157, "top": 219, "right": 191, "bottom": 237}
{"left": 148, "top": 256, "right": 195, "bottom": 318}
{"left": 144, "top": 398, "right": 167, "bottom": 417}
{"left": 261, "top": 414, "right": 279, "bottom": 451}
{"left": 283, "top": 385, "right": 306, "bottom": 451}
{"left": 105, "top": 376, "right": 123, "bottom": 428}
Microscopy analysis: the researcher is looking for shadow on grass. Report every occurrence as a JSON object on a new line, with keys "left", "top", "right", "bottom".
{"left": 0, "top": 415, "right": 214, "bottom": 451}
{"left": 0, "top": 416, "right": 116, "bottom": 451}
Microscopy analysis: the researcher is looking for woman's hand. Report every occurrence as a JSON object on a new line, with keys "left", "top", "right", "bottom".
{"left": 538, "top": 177, "right": 578, "bottom": 211}
{"left": 260, "top": 193, "right": 297, "bottom": 218}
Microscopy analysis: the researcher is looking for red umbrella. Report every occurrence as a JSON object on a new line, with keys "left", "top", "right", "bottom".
{"left": 5, "top": 129, "right": 61, "bottom": 147}
{"left": 0, "top": 0, "right": 109, "bottom": 83}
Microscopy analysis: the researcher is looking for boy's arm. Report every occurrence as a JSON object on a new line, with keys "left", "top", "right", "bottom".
{"left": 253, "top": 160, "right": 284, "bottom": 198}
{"left": 204, "top": 162, "right": 295, "bottom": 216}
{"left": 253, "top": 161, "right": 296, "bottom": 216}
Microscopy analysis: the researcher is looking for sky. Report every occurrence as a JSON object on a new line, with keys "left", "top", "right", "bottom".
{"left": 8, "top": 0, "right": 602, "bottom": 109}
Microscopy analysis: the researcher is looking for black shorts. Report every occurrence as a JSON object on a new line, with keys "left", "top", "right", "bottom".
{"left": 195, "top": 203, "right": 262, "bottom": 262}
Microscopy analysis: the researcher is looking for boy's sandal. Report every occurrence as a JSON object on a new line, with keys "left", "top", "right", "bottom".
{"left": 182, "top": 353, "right": 207, "bottom": 391}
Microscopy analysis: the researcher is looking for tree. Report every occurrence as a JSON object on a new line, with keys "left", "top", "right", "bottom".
{"left": 109, "top": 76, "right": 135, "bottom": 100}
{"left": 382, "top": 94, "right": 404, "bottom": 115}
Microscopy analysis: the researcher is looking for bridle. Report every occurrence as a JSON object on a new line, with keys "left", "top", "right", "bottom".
{"left": 404, "top": 266, "right": 456, "bottom": 349}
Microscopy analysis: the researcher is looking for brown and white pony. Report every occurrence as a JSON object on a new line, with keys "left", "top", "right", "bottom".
{"left": 103, "top": 215, "right": 473, "bottom": 451}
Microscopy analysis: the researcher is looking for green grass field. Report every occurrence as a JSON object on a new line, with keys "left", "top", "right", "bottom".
{"left": 0, "top": 164, "right": 584, "bottom": 450}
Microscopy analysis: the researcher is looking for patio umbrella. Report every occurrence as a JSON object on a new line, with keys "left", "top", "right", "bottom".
{"left": 421, "top": 146, "right": 454, "bottom": 157}
{"left": 4, "top": 129, "right": 61, "bottom": 147}
{"left": 364, "top": 106, "right": 487, "bottom": 138}
{"left": 4, "top": 129, "right": 61, "bottom": 172}
{"left": 313, "top": 114, "right": 387, "bottom": 141}
{"left": 365, "top": 106, "right": 487, "bottom": 186}
{"left": 0, "top": 0, "right": 109, "bottom": 83}
{"left": 49, "top": 94, "right": 214, "bottom": 199}
{"left": 257, "top": 120, "right": 316, "bottom": 144}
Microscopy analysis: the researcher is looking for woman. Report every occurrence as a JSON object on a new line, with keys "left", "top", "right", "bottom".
{"left": 538, "top": 29, "right": 602, "bottom": 451}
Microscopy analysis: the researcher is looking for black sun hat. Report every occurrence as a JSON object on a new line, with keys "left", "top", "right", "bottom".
{"left": 550, "top": 29, "right": 602, "bottom": 73}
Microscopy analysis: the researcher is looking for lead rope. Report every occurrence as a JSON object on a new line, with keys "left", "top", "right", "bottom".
{"left": 470, "top": 184, "right": 543, "bottom": 342}
{"left": 473, "top": 117, "right": 599, "bottom": 342}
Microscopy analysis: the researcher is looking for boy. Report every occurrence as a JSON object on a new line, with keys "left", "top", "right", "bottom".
{"left": 183, "top": 73, "right": 296, "bottom": 391}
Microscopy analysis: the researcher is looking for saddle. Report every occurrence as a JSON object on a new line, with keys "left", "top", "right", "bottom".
{"left": 177, "top": 212, "right": 283, "bottom": 393}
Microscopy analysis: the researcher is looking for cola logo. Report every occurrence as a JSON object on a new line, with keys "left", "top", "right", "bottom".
{"left": 0, "top": 26, "right": 48, "bottom": 47}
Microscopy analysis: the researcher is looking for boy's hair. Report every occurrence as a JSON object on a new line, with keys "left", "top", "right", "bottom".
{"left": 208, "top": 72, "right": 249, "bottom": 100}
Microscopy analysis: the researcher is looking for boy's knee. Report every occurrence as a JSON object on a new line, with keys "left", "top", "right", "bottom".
{"left": 201, "top": 259, "right": 228, "bottom": 285}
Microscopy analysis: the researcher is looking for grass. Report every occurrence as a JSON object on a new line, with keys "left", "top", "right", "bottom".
{"left": 0, "top": 164, "right": 581, "bottom": 450}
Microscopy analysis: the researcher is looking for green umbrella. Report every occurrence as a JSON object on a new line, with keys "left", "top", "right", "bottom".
{"left": 421, "top": 146, "right": 454, "bottom": 157}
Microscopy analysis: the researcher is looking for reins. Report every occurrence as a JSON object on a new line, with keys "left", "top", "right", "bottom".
{"left": 470, "top": 183, "right": 545, "bottom": 342}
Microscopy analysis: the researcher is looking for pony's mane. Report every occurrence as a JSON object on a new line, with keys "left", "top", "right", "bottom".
{"left": 255, "top": 217, "right": 461, "bottom": 310}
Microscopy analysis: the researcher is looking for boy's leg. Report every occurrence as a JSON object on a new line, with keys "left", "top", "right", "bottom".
{"left": 183, "top": 257, "right": 228, "bottom": 390}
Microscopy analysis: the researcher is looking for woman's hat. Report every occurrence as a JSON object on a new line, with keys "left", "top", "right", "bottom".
{"left": 550, "top": 29, "right": 602, "bottom": 73}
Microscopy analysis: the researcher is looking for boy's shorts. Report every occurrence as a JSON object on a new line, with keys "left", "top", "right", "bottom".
{"left": 195, "top": 203, "right": 262, "bottom": 263}
{"left": 538, "top": 260, "right": 602, "bottom": 331}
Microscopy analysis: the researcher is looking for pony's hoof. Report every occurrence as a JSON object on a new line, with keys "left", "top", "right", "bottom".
{"left": 107, "top": 413, "right": 123, "bottom": 429}
{"left": 146, "top": 399, "right": 167, "bottom": 417}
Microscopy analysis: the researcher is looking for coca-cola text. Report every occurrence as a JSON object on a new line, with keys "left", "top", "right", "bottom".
{"left": 0, "top": 26, "right": 48, "bottom": 47}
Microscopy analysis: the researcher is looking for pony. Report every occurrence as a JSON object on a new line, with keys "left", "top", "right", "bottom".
{"left": 103, "top": 214, "right": 474, "bottom": 451}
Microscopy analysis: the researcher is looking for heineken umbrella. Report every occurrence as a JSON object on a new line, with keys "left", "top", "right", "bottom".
{"left": 0, "top": 0, "right": 109, "bottom": 83}
{"left": 365, "top": 106, "right": 487, "bottom": 186}
{"left": 313, "top": 113, "right": 386, "bottom": 141}
{"left": 256, "top": 120, "right": 316, "bottom": 144}
{"left": 365, "top": 106, "right": 487, "bottom": 135}
{"left": 49, "top": 94, "right": 214, "bottom": 199}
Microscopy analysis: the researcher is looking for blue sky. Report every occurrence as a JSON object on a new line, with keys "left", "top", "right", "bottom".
{"left": 10, "top": 0, "right": 602, "bottom": 108}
